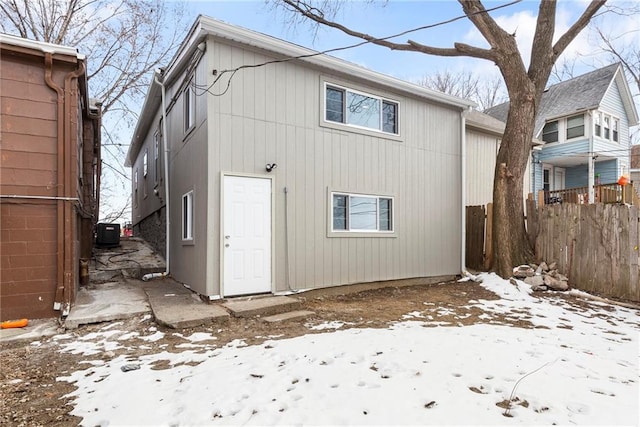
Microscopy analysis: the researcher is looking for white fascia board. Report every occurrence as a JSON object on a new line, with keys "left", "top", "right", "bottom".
{"left": 125, "top": 78, "right": 161, "bottom": 167}
{"left": 612, "top": 68, "right": 639, "bottom": 127}
{"left": 0, "top": 33, "right": 84, "bottom": 59}
{"left": 164, "top": 16, "right": 475, "bottom": 111}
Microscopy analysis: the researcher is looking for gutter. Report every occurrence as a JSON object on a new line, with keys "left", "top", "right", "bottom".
{"left": 142, "top": 69, "right": 171, "bottom": 281}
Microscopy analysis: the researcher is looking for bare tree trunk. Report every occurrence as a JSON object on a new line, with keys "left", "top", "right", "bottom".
{"left": 492, "top": 93, "right": 537, "bottom": 277}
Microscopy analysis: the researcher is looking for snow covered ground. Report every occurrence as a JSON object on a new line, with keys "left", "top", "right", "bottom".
{"left": 53, "top": 274, "right": 639, "bottom": 426}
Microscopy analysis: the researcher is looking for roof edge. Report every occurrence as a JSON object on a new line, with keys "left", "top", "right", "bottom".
{"left": 0, "top": 32, "right": 84, "bottom": 59}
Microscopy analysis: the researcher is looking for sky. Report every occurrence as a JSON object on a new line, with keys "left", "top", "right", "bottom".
{"left": 50, "top": 273, "right": 640, "bottom": 426}
{"left": 101, "top": 0, "right": 640, "bottom": 221}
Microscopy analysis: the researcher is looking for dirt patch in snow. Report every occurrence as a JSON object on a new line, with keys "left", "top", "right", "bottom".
{"left": 0, "top": 279, "right": 619, "bottom": 426}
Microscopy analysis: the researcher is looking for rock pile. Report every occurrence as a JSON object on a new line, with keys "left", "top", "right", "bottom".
{"left": 512, "top": 261, "right": 570, "bottom": 292}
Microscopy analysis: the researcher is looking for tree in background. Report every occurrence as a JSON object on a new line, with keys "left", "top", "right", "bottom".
{"left": 0, "top": 0, "right": 187, "bottom": 222}
{"left": 279, "top": 0, "right": 606, "bottom": 278}
{"left": 417, "top": 69, "right": 506, "bottom": 110}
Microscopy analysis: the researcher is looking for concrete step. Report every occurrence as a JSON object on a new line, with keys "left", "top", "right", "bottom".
{"left": 262, "top": 310, "right": 315, "bottom": 323}
{"left": 222, "top": 295, "right": 301, "bottom": 318}
{"left": 143, "top": 279, "right": 229, "bottom": 329}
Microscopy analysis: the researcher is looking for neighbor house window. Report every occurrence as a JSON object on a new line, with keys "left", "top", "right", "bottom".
{"left": 325, "top": 84, "right": 398, "bottom": 134}
{"left": 613, "top": 118, "right": 619, "bottom": 142}
{"left": 603, "top": 116, "right": 610, "bottom": 139}
{"left": 182, "top": 191, "right": 193, "bottom": 240}
{"left": 566, "top": 114, "right": 584, "bottom": 139}
{"left": 594, "top": 113, "right": 601, "bottom": 137}
{"left": 542, "top": 120, "right": 558, "bottom": 143}
{"left": 143, "top": 149, "right": 148, "bottom": 177}
{"left": 184, "top": 77, "right": 195, "bottom": 133}
{"left": 332, "top": 192, "right": 393, "bottom": 232}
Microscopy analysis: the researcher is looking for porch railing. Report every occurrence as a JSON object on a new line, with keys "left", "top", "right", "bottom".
{"left": 540, "top": 182, "right": 633, "bottom": 205}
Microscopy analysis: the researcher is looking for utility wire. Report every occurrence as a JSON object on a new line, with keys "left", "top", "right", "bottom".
{"left": 193, "top": 0, "right": 522, "bottom": 97}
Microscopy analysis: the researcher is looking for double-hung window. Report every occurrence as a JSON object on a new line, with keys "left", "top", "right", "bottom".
{"left": 154, "top": 130, "right": 160, "bottom": 185}
{"left": 325, "top": 84, "right": 398, "bottom": 135}
{"left": 612, "top": 119, "right": 619, "bottom": 142}
{"left": 603, "top": 116, "right": 610, "bottom": 139}
{"left": 566, "top": 114, "right": 584, "bottom": 139}
{"left": 182, "top": 191, "right": 193, "bottom": 241}
{"left": 332, "top": 192, "right": 393, "bottom": 232}
{"left": 542, "top": 120, "right": 558, "bottom": 143}
{"left": 594, "top": 113, "right": 601, "bottom": 137}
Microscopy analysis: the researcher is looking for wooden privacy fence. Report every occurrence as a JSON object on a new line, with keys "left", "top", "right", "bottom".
{"left": 533, "top": 203, "right": 639, "bottom": 301}
{"left": 466, "top": 202, "right": 639, "bottom": 301}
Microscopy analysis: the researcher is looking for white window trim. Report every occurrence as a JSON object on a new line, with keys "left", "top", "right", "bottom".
{"left": 184, "top": 76, "right": 195, "bottom": 135}
{"left": 322, "top": 81, "right": 400, "bottom": 138}
{"left": 565, "top": 113, "right": 585, "bottom": 141}
{"left": 153, "top": 130, "right": 160, "bottom": 185}
{"left": 182, "top": 191, "right": 194, "bottom": 242}
{"left": 328, "top": 191, "right": 395, "bottom": 237}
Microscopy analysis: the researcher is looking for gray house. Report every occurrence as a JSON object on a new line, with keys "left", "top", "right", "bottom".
{"left": 126, "top": 16, "right": 474, "bottom": 299}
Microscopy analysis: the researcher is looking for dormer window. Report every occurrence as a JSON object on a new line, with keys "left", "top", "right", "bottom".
{"left": 566, "top": 114, "right": 584, "bottom": 139}
{"left": 542, "top": 120, "right": 558, "bottom": 143}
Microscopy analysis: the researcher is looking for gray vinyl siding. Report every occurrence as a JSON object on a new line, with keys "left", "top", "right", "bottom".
{"left": 204, "top": 38, "right": 463, "bottom": 296}
{"left": 163, "top": 53, "right": 210, "bottom": 291}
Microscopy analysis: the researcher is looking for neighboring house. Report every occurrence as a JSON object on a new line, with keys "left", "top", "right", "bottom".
{"left": 126, "top": 16, "right": 474, "bottom": 299}
{"left": 0, "top": 34, "right": 101, "bottom": 320}
{"left": 486, "top": 64, "right": 639, "bottom": 203}
{"left": 464, "top": 110, "right": 538, "bottom": 207}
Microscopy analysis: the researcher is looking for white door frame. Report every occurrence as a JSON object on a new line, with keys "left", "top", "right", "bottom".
{"left": 553, "top": 167, "right": 565, "bottom": 190}
{"left": 220, "top": 172, "right": 275, "bottom": 297}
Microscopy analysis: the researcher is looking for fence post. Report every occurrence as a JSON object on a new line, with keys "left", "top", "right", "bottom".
{"left": 484, "top": 203, "right": 493, "bottom": 270}
{"left": 537, "top": 190, "right": 545, "bottom": 206}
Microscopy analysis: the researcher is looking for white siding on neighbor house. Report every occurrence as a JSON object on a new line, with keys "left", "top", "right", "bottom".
{"left": 202, "top": 38, "right": 463, "bottom": 297}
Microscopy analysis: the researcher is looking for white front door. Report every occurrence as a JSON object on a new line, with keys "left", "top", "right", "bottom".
{"left": 222, "top": 175, "right": 271, "bottom": 296}
{"left": 554, "top": 168, "right": 565, "bottom": 190}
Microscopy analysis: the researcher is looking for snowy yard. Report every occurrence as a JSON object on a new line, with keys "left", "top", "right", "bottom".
{"left": 54, "top": 274, "right": 639, "bottom": 426}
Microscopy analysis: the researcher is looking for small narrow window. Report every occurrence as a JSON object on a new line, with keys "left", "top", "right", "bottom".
{"left": 154, "top": 130, "right": 160, "bottom": 184}
{"left": 382, "top": 101, "right": 398, "bottom": 134}
{"left": 184, "top": 77, "right": 195, "bottom": 133}
{"left": 612, "top": 119, "right": 619, "bottom": 142}
{"left": 594, "top": 113, "right": 601, "bottom": 137}
{"left": 331, "top": 192, "right": 393, "bottom": 233}
{"left": 143, "top": 149, "right": 148, "bottom": 177}
{"left": 134, "top": 168, "right": 139, "bottom": 207}
{"left": 566, "top": 114, "right": 584, "bottom": 139}
{"left": 542, "top": 121, "right": 558, "bottom": 143}
{"left": 603, "top": 116, "right": 610, "bottom": 139}
{"left": 182, "top": 191, "right": 193, "bottom": 240}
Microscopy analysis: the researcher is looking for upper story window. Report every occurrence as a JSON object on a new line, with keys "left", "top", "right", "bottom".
{"left": 595, "top": 112, "right": 620, "bottom": 143}
{"left": 325, "top": 84, "right": 398, "bottom": 135}
{"left": 143, "top": 149, "right": 148, "bottom": 177}
{"left": 566, "top": 114, "right": 584, "bottom": 139}
{"left": 612, "top": 118, "right": 619, "bottom": 142}
{"left": 332, "top": 192, "right": 393, "bottom": 232}
{"left": 542, "top": 120, "right": 558, "bottom": 143}
{"left": 603, "top": 116, "right": 610, "bottom": 139}
{"left": 594, "top": 113, "right": 601, "bottom": 137}
{"left": 134, "top": 168, "right": 139, "bottom": 207}
{"left": 184, "top": 76, "right": 195, "bottom": 134}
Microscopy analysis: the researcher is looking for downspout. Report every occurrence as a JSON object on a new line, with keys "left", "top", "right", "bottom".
{"left": 62, "top": 61, "right": 86, "bottom": 315}
{"left": 143, "top": 70, "right": 170, "bottom": 281}
{"left": 460, "top": 107, "right": 472, "bottom": 276}
{"left": 44, "top": 54, "right": 66, "bottom": 311}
